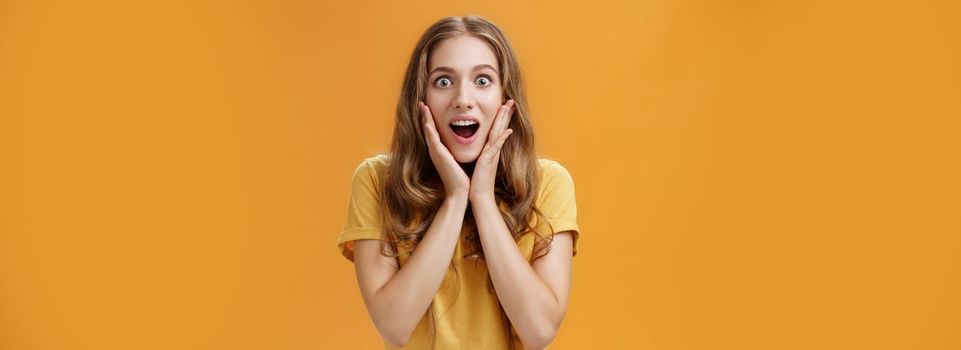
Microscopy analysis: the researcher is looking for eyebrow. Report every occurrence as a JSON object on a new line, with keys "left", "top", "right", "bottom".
{"left": 428, "top": 64, "right": 498, "bottom": 76}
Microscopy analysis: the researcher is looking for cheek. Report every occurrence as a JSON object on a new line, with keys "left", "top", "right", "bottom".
{"left": 424, "top": 91, "right": 439, "bottom": 106}
{"left": 480, "top": 97, "right": 503, "bottom": 123}
{"left": 478, "top": 123, "right": 495, "bottom": 140}
{"left": 480, "top": 88, "right": 502, "bottom": 104}
{"left": 422, "top": 96, "right": 442, "bottom": 124}
{"left": 424, "top": 96, "right": 447, "bottom": 123}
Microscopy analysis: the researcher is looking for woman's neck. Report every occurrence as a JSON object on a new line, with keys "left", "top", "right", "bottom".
{"left": 458, "top": 160, "right": 477, "bottom": 177}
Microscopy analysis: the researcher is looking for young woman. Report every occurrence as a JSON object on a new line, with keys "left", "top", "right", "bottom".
{"left": 336, "top": 15, "right": 580, "bottom": 350}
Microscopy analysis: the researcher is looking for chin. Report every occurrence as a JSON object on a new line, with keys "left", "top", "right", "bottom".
{"left": 452, "top": 150, "right": 481, "bottom": 164}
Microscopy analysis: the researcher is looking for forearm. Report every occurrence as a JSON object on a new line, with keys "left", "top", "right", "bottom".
{"left": 371, "top": 193, "right": 468, "bottom": 343}
{"left": 472, "top": 199, "right": 561, "bottom": 350}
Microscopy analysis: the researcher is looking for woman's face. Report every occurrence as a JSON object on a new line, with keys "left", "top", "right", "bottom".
{"left": 424, "top": 35, "right": 503, "bottom": 164}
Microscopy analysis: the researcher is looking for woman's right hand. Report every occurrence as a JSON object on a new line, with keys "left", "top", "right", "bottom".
{"left": 419, "top": 101, "right": 470, "bottom": 199}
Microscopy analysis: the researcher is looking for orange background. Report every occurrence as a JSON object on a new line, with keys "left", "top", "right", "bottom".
{"left": 2, "top": 0, "right": 960, "bottom": 349}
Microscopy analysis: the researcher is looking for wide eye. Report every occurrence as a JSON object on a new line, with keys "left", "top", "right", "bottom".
{"left": 475, "top": 75, "right": 492, "bottom": 87}
{"left": 434, "top": 77, "right": 453, "bottom": 88}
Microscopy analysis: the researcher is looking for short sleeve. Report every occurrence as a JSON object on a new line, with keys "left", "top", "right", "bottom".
{"left": 538, "top": 161, "right": 581, "bottom": 257}
{"left": 335, "top": 158, "right": 385, "bottom": 262}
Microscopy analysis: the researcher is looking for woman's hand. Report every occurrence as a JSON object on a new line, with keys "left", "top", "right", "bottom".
{"left": 420, "top": 101, "right": 471, "bottom": 199}
{"left": 469, "top": 99, "right": 515, "bottom": 205}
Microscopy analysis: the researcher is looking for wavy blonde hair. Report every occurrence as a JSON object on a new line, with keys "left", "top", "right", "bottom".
{"left": 377, "top": 15, "right": 554, "bottom": 348}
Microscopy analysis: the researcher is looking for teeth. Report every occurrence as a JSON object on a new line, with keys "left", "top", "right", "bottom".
{"left": 451, "top": 120, "right": 478, "bottom": 126}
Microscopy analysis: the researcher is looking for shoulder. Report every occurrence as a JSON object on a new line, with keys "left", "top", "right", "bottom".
{"left": 535, "top": 158, "right": 576, "bottom": 202}
{"left": 350, "top": 153, "right": 391, "bottom": 190}
{"left": 533, "top": 158, "right": 579, "bottom": 234}
{"left": 537, "top": 158, "right": 574, "bottom": 184}
{"left": 352, "top": 153, "right": 390, "bottom": 177}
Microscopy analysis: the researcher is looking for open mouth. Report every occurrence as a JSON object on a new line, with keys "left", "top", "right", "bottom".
{"left": 450, "top": 121, "right": 480, "bottom": 139}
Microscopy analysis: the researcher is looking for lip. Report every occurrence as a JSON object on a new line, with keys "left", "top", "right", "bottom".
{"left": 449, "top": 115, "right": 481, "bottom": 145}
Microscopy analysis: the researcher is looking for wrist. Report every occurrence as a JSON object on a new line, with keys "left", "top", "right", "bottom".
{"left": 468, "top": 193, "right": 497, "bottom": 207}
{"left": 445, "top": 189, "right": 470, "bottom": 203}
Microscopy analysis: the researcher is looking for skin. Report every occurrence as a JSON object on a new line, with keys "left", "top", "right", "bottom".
{"left": 423, "top": 35, "right": 506, "bottom": 167}
{"left": 353, "top": 35, "right": 574, "bottom": 349}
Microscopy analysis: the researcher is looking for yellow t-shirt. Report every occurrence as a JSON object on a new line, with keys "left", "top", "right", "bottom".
{"left": 336, "top": 154, "right": 580, "bottom": 349}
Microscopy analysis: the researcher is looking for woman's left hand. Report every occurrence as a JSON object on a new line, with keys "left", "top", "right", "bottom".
{"left": 469, "top": 99, "right": 515, "bottom": 205}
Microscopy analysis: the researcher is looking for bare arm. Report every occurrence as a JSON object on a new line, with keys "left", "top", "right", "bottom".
{"left": 472, "top": 198, "right": 574, "bottom": 350}
{"left": 352, "top": 192, "right": 468, "bottom": 347}
{"left": 460, "top": 99, "right": 574, "bottom": 349}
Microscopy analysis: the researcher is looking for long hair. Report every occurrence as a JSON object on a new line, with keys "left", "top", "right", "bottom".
{"left": 377, "top": 15, "right": 554, "bottom": 348}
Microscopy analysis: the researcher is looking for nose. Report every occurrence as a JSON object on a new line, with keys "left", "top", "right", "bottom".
{"left": 454, "top": 83, "right": 474, "bottom": 110}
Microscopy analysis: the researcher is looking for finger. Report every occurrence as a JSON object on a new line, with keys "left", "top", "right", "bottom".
{"left": 420, "top": 103, "right": 441, "bottom": 145}
{"left": 495, "top": 128, "right": 514, "bottom": 150}
{"left": 486, "top": 104, "right": 503, "bottom": 146}
{"left": 488, "top": 101, "right": 511, "bottom": 146}
{"left": 480, "top": 127, "right": 513, "bottom": 162}
{"left": 496, "top": 100, "right": 515, "bottom": 139}
{"left": 419, "top": 102, "right": 432, "bottom": 127}
{"left": 504, "top": 100, "right": 515, "bottom": 130}
{"left": 488, "top": 128, "right": 513, "bottom": 165}
{"left": 427, "top": 122, "right": 447, "bottom": 153}
{"left": 424, "top": 116, "right": 437, "bottom": 143}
